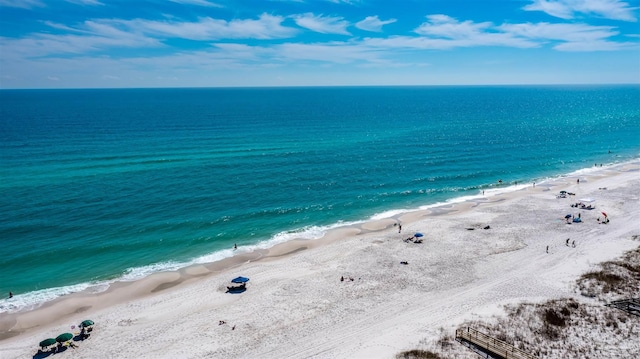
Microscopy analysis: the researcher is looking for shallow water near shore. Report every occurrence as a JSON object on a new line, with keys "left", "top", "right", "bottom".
{"left": 1, "top": 85, "right": 639, "bottom": 312}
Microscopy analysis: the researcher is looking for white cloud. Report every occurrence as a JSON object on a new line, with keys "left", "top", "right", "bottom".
{"left": 124, "top": 13, "right": 298, "bottom": 40}
{"left": 409, "top": 14, "right": 633, "bottom": 52}
{"left": 0, "top": 21, "right": 162, "bottom": 58}
{"left": 276, "top": 42, "right": 376, "bottom": 63}
{"left": 414, "top": 15, "right": 538, "bottom": 48}
{"left": 554, "top": 39, "right": 637, "bottom": 50}
{"left": 66, "top": 0, "right": 104, "bottom": 5}
{"left": 524, "top": 0, "right": 637, "bottom": 21}
{"left": 355, "top": 16, "right": 396, "bottom": 32}
{"left": 361, "top": 36, "right": 467, "bottom": 50}
{"left": 415, "top": 14, "right": 493, "bottom": 38}
{"left": 292, "top": 13, "right": 351, "bottom": 35}
{"left": 501, "top": 22, "right": 618, "bottom": 42}
{"left": 0, "top": 0, "right": 44, "bottom": 8}
{"left": 0, "top": 14, "right": 297, "bottom": 60}
{"left": 502, "top": 22, "right": 639, "bottom": 51}
{"left": 326, "top": 0, "right": 360, "bottom": 4}
{"left": 169, "top": 0, "right": 223, "bottom": 7}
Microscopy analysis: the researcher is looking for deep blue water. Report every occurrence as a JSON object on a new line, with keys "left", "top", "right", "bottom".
{"left": 1, "top": 85, "right": 639, "bottom": 312}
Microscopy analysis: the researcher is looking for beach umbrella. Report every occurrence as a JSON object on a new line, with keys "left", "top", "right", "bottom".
{"left": 414, "top": 233, "right": 424, "bottom": 237}
{"left": 231, "top": 276, "right": 250, "bottom": 283}
{"left": 560, "top": 190, "right": 567, "bottom": 194}
{"left": 39, "top": 338, "right": 56, "bottom": 348}
{"left": 601, "top": 212, "right": 608, "bottom": 217}
{"left": 565, "top": 214, "right": 572, "bottom": 219}
{"left": 55, "top": 333, "right": 73, "bottom": 343}
{"left": 80, "top": 320, "right": 94, "bottom": 327}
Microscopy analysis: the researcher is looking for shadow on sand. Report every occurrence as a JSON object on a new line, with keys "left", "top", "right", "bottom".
{"left": 226, "top": 287, "right": 247, "bottom": 294}
{"left": 33, "top": 345, "right": 67, "bottom": 359}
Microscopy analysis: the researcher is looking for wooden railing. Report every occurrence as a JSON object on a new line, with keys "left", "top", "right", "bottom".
{"left": 455, "top": 327, "right": 537, "bottom": 359}
{"left": 606, "top": 298, "right": 640, "bottom": 316}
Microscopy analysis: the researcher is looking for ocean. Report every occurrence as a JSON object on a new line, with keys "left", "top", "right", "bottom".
{"left": 1, "top": 85, "right": 639, "bottom": 313}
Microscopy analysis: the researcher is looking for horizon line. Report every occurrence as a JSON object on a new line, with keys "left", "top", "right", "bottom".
{"left": 2, "top": 82, "right": 639, "bottom": 91}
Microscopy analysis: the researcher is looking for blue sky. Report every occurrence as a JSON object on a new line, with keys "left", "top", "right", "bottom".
{"left": 0, "top": 0, "right": 639, "bottom": 88}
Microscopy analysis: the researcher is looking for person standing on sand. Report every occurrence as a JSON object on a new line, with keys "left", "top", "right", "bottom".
{"left": 546, "top": 245, "right": 549, "bottom": 253}
{"left": 398, "top": 224, "right": 402, "bottom": 233}
{"left": 572, "top": 240, "right": 576, "bottom": 248}
{"left": 566, "top": 238, "right": 570, "bottom": 246}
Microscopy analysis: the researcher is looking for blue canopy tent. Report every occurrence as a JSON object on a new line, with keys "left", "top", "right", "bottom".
{"left": 414, "top": 233, "right": 424, "bottom": 238}
{"left": 227, "top": 276, "right": 249, "bottom": 294}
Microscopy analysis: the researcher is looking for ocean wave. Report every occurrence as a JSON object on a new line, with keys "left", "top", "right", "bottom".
{"left": 0, "top": 282, "right": 110, "bottom": 314}
{"left": 0, "top": 222, "right": 361, "bottom": 314}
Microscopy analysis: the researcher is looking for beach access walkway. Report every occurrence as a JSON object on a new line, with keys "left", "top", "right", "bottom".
{"left": 455, "top": 327, "right": 537, "bottom": 359}
{"left": 606, "top": 298, "right": 640, "bottom": 317}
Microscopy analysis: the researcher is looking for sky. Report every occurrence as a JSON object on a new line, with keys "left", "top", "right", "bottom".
{"left": 0, "top": 0, "right": 639, "bottom": 89}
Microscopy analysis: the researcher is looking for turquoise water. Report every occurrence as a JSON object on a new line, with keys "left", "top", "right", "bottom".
{"left": 1, "top": 85, "right": 639, "bottom": 312}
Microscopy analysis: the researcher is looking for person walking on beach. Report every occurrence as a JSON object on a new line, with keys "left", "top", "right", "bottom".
{"left": 398, "top": 224, "right": 402, "bottom": 233}
{"left": 566, "top": 238, "right": 570, "bottom": 246}
{"left": 8, "top": 292, "right": 12, "bottom": 299}
{"left": 233, "top": 243, "right": 237, "bottom": 250}
{"left": 572, "top": 240, "right": 576, "bottom": 248}
{"left": 546, "top": 245, "right": 549, "bottom": 253}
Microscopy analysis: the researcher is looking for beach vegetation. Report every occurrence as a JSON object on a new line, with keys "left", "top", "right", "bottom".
{"left": 577, "top": 247, "right": 640, "bottom": 300}
{"left": 395, "top": 349, "right": 443, "bottom": 359}
{"left": 400, "top": 245, "right": 640, "bottom": 358}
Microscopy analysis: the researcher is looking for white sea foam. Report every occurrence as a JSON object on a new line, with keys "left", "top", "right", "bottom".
{"left": 120, "top": 261, "right": 188, "bottom": 282}
{"left": 0, "top": 281, "right": 110, "bottom": 314}
{"left": 370, "top": 209, "right": 408, "bottom": 220}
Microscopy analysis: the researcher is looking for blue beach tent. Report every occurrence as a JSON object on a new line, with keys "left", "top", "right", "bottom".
{"left": 231, "top": 276, "right": 250, "bottom": 283}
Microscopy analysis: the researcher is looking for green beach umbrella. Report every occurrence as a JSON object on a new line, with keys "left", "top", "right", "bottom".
{"left": 55, "top": 333, "right": 73, "bottom": 343}
{"left": 80, "top": 320, "right": 94, "bottom": 327}
{"left": 39, "top": 338, "right": 56, "bottom": 348}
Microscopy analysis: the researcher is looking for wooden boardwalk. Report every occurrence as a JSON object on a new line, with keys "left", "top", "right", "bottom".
{"left": 455, "top": 327, "right": 537, "bottom": 359}
{"left": 606, "top": 298, "right": 640, "bottom": 316}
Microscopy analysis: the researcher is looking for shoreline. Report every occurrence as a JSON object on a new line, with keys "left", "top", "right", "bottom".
{"left": 1, "top": 160, "right": 639, "bottom": 357}
{"left": 1, "top": 159, "right": 635, "bottom": 316}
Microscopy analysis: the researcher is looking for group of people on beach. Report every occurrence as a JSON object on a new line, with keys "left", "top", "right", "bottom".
{"left": 36, "top": 324, "right": 92, "bottom": 355}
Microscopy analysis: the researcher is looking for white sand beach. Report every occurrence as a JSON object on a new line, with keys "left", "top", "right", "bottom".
{"left": 1, "top": 161, "right": 639, "bottom": 358}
